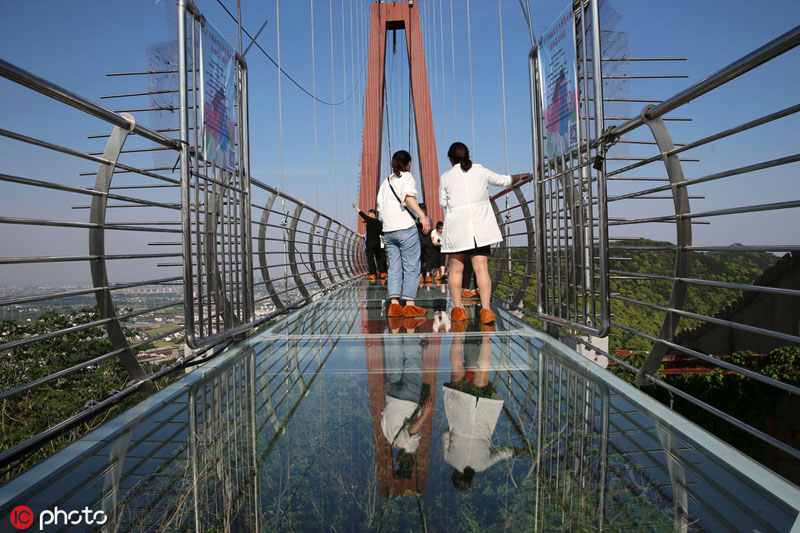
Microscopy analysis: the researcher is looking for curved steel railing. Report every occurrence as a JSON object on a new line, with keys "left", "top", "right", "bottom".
{"left": 491, "top": 24, "right": 800, "bottom": 463}
{"left": 0, "top": 58, "right": 364, "bottom": 471}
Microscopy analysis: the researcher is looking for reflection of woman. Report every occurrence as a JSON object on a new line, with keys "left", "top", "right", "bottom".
{"left": 381, "top": 335, "right": 433, "bottom": 477}
{"left": 442, "top": 332, "right": 513, "bottom": 490}
{"left": 439, "top": 142, "right": 530, "bottom": 324}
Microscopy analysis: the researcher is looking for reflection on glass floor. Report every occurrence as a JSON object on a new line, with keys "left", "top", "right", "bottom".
{"left": 0, "top": 280, "right": 798, "bottom": 531}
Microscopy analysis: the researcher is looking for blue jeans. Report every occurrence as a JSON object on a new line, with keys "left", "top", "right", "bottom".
{"left": 384, "top": 225, "right": 421, "bottom": 301}
{"left": 384, "top": 336, "right": 423, "bottom": 402}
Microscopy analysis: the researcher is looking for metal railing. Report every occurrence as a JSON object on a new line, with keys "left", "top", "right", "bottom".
{"left": 0, "top": 55, "right": 364, "bottom": 471}
{"left": 491, "top": 24, "right": 800, "bottom": 463}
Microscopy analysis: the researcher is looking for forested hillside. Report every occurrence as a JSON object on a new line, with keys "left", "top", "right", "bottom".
{"left": 493, "top": 238, "right": 780, "bottom": 352}
{"left": 608, "top": 238, "right": 778, "bottom": 351}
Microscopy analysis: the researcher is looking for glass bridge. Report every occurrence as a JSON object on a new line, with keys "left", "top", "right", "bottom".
{"left": 0, "top": 280, "right": 797, "bottom": 531}
{"left": 1, "top": 1, "right": 799, "bottom": 531}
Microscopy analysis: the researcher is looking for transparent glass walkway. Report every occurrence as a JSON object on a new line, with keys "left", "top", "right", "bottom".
{"left": 1, "top": 280, "right": 798, "bottom": 531}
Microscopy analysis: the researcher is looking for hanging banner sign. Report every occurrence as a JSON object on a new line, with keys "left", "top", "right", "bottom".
{"left": 200, "top": 17, "right": 237, "bottom": 171}
{"left": 537, "top": 4, "right": 580, "bottom": 161}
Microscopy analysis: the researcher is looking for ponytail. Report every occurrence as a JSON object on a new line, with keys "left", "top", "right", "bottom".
{"left": 391, "top": 150, "right": 412, "bottom": 177}
{"left": 447, "top": 142, "right": 472, "bottom": 172}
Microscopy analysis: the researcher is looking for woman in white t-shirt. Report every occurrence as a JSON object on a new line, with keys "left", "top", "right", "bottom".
{"left": 376, "top": 150, "right": 431, "bottom": 318}
{"left": 439, "top": 142, "right": 530, "bottom": 324}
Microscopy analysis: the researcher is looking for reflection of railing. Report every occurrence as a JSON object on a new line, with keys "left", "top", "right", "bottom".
{"left": 494, "top": 329, "right": 785, "bottom": 530}
{"left": 0, "top": 52, "right": 363, "bottom": 469}
{"left": 92, "top": 296, "right": 357, "bottom": 531}
{"left": 491, "top": 25, "right": 800, "bottom": 463}
{"left": 490, "top": 334, "right": 611, "bottom": 529}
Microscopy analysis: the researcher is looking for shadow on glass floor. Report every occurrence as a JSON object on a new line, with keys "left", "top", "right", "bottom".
{"left": 0, "top": 281, "right": 798, "bottom": 531}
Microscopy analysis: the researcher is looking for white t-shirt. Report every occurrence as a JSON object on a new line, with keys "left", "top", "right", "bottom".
{"left": 381, "top": 395, "right": 421, "bottom": 453}
{"left": 431, "top": 228, "right": 442, "bottom": 246}
{"left": 376, "top": 171, "right": 419, "bottom": 233}
{"left": 438, "top": 164, "right": 512, "bottom": 253}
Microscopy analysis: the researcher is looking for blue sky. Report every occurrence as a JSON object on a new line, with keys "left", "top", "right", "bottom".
{"left": 0, "top": 0, "right": 798, "bottom": 283}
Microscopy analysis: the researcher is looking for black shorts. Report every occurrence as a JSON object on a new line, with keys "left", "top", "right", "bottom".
{"left": 454, "top": 245, "right": 491, "bottom": 257}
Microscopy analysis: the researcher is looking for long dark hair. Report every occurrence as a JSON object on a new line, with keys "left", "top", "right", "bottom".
{"left": 447, "top": 142, "right": 472, "bottom": 172}
{"left": 391, "top": 150, "right": 412, "bottom": 177}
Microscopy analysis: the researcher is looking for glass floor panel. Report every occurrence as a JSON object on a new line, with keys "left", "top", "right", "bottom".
{"left": 1, "top": 280, "right": 798, "bottom": 532}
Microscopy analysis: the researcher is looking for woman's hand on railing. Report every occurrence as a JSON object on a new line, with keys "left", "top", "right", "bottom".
{"left": 512, "top": 173, "right": 532, "bottom": 185}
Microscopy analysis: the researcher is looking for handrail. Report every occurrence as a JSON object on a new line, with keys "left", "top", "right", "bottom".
{"left": 489, "top": 18, "right": 800, "bottom": 469}
{"left": 0, "top": 54, "right": 364, "bottom": 472}
{"left": 0, "top": 58, "right": 178, "bottom": 149}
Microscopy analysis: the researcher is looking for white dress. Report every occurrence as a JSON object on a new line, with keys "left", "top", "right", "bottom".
{"left": 441, "top": 386, "right": 512, "bottom": 473}
{"left": 438, "top": 164, "right": 512, "bottom": 253}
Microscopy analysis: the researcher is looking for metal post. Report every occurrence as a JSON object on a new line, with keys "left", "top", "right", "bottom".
{"left": 258, "top": 192, "right": 285, "bottom": 310}
{"left": 89, "top": 117, "right": 155, "bottom": 391}
{"left": 635, "top": 110, "right": 692, "bottom": 386}
{"left": 287, "top": 203, "right": 311, "bottom": 300}
{"left": 320, "top": 219, "right": 336, "bottom": 286}
{"left": 179, "top": 0, "right": 197, "bottom": 347}
{"left": 307, "top": 214, "right": 325, "bottom": 290}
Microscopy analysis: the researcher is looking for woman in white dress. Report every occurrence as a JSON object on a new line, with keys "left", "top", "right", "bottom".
{"left": 439, "top": 142, "right": 530, "bottom": 324}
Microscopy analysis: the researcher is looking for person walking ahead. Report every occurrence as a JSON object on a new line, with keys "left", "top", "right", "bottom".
{"left": 439, "top": 142, "right": 530, "bottom": 324}
{"left": 377, "top": 150, "right": 431, "bottom": 318}
{"left": 353, "top": 203, "right": 385, "bottom": 280}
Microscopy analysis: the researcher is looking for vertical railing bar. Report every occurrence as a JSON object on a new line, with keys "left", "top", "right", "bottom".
{"left": 590, "top": 0, "right": 609, "bottom": 336}
{"left": 179, "top": 0, "right": 198, "bottom": 348}
{"left": 192, "top": 14, "right": 205, "bottom": 341}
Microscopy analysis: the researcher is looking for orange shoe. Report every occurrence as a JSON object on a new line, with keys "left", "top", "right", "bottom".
{"left": 403, "top": 317, "right": 426, "bottom": 331}
{"left": 403, "top": 304, "right": 426, "bottom": 317}
{"left": 388, "top": 316, "right": 405, "bottom": 330}
{"left": 419, "top": 275, "right": 425, "bottom": 286}
{"left": 451, "top": 320, "right": 468, "bottom": 333}
{"left": 480, "top": 323, "right": 496, "bottom": 333}
{"left": 380, "top": 272, "right": 387, "bottom": 279}
{"left": 451, "top": 306, "right": 468, "bottom": 322}
{"left": 480, "top": 308, "right": 496, "bottom": 324}
{"left": 434, "top": 275, "right": 443, "bottom": 283}
{"left": 388, "top": 303, "right": 404, "bottom": 317}
{"left": 461, "top": 289, "right": 476, "bottom": 299}
{"left": 425, "top": 275, "right": 432, "bottom": 283}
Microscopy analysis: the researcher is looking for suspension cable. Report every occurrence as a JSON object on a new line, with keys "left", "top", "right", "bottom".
{"left": 276, "top": 0, "right": 288, "bottom": 285}
{"left": 213, "top": 0, "right": 357, "bottom": 107}
{"left": 329, "top": 0, "right": 338, "bottom": 219}
{"left": 449, "top": 0, "right": 457, "bottom": 135}
{"left": 439, "top": 0, "right": 447, "bottom": 146}
{"left": 432, "top": 0, "right": 440, "bottom": 143}
{"left": 341, "top": 0, "right": 350, "bottom": 227}
{"left": 466, "top": 0, "right": 476, "bottom": 154}
{"left": 349, "top": 0, "right": 357, "bottom": 225}
{"left": 276, "top": 0, "right": 284, "bottom": 192}
{"left": 311, "top": 0, "right": 319, "bottom": 209}
{"left": 498, "top": 0, "right": 509, "bottom": 175}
